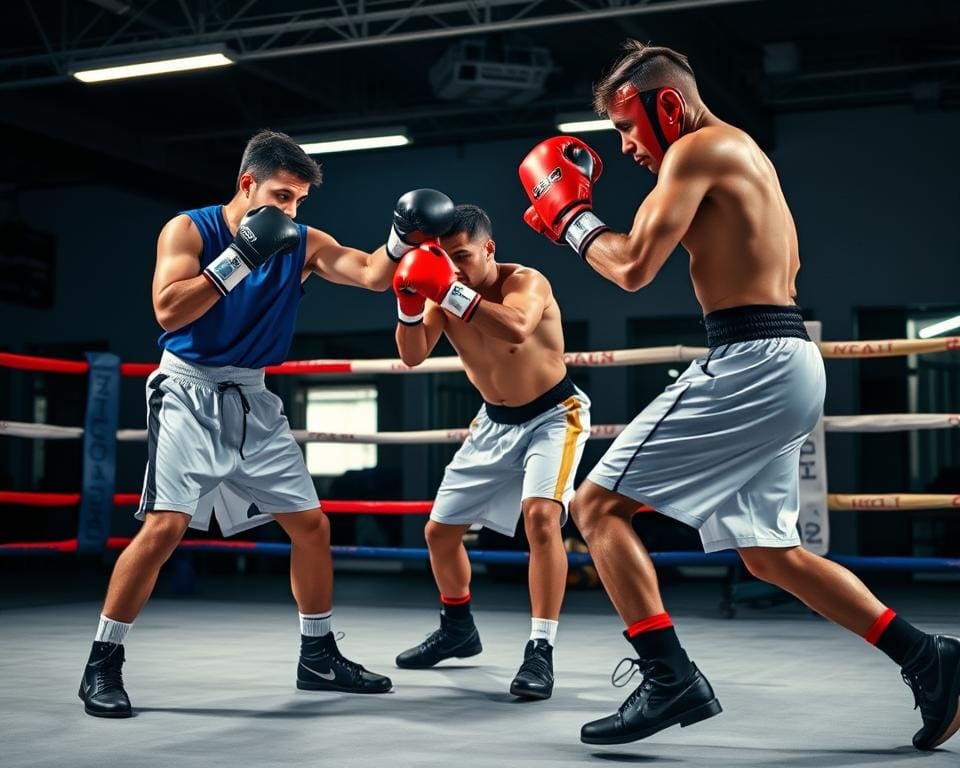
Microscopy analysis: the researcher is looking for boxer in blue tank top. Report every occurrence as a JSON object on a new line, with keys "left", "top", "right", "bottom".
{"left": 80, "top": 130, "right": 457, "bottom": 717}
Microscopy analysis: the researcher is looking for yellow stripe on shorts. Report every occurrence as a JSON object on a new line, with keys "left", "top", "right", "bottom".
{"left": 553, "top": 396, "right": 583, "bottom": 500}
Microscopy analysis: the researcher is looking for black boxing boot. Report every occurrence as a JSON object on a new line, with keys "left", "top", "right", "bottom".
{"left": 297, "top": 633, "right": 392, "bottom": 693}
{"left": 580, "top": 658, "right": 721, "bottom": 745}
{"left": 78, "top": 641, "right": 132, "bottom": 718}
{"left": 901, "top": 634, "right": 960, "bottom": 750}
{"left": 396, "top": 613, "right": 482, "bottom": 669}
{"left": 510, "top": 639, "right": 554, "bottom": 700}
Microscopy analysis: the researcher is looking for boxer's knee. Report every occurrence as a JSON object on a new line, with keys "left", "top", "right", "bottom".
{"left": 137, "top": 511, "right": 190, "bottom": 558}
{"left": 424, "top": 520, "right": 464, "bottom": 553}
{"left": 570, "top": 481, "right": 630, "bottom": 541}
{"left": 522, "top": 499, "right": 562, "bottom": 549}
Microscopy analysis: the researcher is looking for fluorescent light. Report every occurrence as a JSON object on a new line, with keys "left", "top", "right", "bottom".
{"left": 557, "top": 118, "right": 614, "bottom": 133}
{"left": 918, "top": 314, "right": 960, "bottom": 339}
{"left": 72, "top": 52, "right": 234, "bottom": 83}
{"left": 299, "top": 134, "right": 410, "bottom": 155}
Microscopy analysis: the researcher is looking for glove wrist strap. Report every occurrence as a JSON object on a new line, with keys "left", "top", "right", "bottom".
{"left": 386, "top": 226, "right": 412, "bottom": 262}
{"left": 396, "top": 299, "right": 424, "bottom": 326}
{"left": 204, "top": 244, "right": 251, "bottom": 295}
{"left": 440, "top": 282, "right": 481, "bottom": 321}
{"left": 564, "top": 211, "right": 608, "bottom": 258}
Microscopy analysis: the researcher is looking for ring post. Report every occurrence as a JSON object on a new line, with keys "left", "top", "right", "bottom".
{"left": 77, "top": 352, "right": 121, "bottom": 553}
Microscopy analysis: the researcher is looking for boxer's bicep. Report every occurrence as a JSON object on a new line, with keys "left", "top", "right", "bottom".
{"left": 623, "top": 153, "right": 711, "bottom": 288}
{"left": 153, "top": 215, "right": 203, "bottom": 301}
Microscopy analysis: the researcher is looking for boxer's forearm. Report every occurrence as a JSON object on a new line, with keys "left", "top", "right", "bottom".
{"left": 583, "top": 231, "right": 652, "bottom": 292}
{"left": 395, "top": 323, "right": 431, "bottom": 367}
{"left": 154, "top": 275, "right": 222, "bottom": 332}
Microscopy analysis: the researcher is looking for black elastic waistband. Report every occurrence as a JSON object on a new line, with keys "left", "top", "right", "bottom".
{"left": 703, "top": 305, "right": 809, "bottom": 347}
{"left": 483, "top": 375, "right": 576, "bottom": 425}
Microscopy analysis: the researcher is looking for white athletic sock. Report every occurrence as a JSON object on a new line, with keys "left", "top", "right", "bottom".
{"left": 95, "top": 614, "right": 132, "bottom": 645}
{"left": 530, "top": 618, "right": 558, "bottom": 646}
{"left": 300, "top": 611, "right": 332, "bottom": 637}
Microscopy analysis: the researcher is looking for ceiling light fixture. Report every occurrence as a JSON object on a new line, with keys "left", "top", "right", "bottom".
{"left": 72, "top": 48, "right": 235, "bottom": 83}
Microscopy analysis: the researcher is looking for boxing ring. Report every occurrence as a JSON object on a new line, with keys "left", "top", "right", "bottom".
{"left": 2, "top": 326, "right": 958, "bottom": 574}
{"left": 4, "top": 329, "right": 960, "bottom": 767}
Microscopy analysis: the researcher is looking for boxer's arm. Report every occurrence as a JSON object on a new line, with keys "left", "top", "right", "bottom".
{"left": 152, "top": 215, "right": 222, "bottom": 332}
{"left": 467, "top": 268, "right": 550, "bottom": 344}
{"left": 305, "top": 227, "right": 395, "bottom": 291}
{"left": 583, "top": 137, "right": 712, "bottom": 292}
{"left": 396, "top": 303, "right": 446, "bottom": 367}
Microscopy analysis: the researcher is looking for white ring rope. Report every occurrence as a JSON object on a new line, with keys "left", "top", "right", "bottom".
{"left": 3, "top": 414, "right": 959, "bottom": 443}
{"left": 274, "top": 336, "right": 960, "bottom": 375}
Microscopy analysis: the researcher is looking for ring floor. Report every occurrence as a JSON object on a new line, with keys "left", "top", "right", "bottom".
{"left": 2, "top": 569, "right": 958, "bottom": 768}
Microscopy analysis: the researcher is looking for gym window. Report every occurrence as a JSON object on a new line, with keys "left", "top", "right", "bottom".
{"left": 304, "top": 385, "right": 378, "bottom": 477}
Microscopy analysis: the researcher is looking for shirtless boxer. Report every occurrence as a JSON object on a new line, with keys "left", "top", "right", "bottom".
{"left": 519, "top": 41, "right": 959, "bottom": 749}
{"left": 391, "top": 204, "right": 591, "bottom": 700}
{"left": 79, "top": 130, "right": 455, "bottom": 716}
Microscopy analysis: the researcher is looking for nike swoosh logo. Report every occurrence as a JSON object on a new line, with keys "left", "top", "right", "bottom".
{"left": 300, "top": 662, "right": 336, "bottom": 681}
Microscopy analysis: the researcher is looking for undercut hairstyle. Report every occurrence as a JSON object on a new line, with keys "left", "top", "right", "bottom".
{"left": 592, "top": 40, "right": 698, "bottom": 115}
{"left": 237, "top": 130, "right": 323, "bottom": 189}
{"left": 446, "top": 204, "right": 492, "bottom": 241}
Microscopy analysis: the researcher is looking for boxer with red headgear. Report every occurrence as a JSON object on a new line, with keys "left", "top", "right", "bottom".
{"left": 521, "top": 40, "right": 960, "bottom": 752}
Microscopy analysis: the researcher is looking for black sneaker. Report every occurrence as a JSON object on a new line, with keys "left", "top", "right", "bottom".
{"left": 580, "top": 659, "right": 722, "bottom": 745}
{"left": 902, "top": 634, "right": 960, "bottom": 750}
{"left": 297, "top": 633, "right": 392, "bottom": 693}
{"left": 510, "top": 639, "right": 554, "bottom": 700}
{"left": 78, "top": 641, "right": 133, "bottom": 718}
{"left": 395, "top": 614, "right": 482, "bottom": 669}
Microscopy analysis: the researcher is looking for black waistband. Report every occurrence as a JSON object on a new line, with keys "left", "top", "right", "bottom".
{"left": 703, "top": 305, "right": 809, "bottom": 347}
{"left": 483, "top": 375, "right": 576, "bottom": 425}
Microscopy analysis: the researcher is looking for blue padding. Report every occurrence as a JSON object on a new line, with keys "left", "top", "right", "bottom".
{"left": 77, "top": 353, "right": 121, "bottom": 553}
{"left": 2, "top": 542, "right": 959, "bottom": 573}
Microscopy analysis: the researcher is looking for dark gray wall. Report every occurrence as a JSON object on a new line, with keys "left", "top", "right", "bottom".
{"left": 3, "top": 104, "right": 958, "bottom": 550}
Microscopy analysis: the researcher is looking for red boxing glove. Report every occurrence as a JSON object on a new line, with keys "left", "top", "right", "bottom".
{"left": 394, "top": 243, "right": 481, "bottom": 321}
{"left": 393, "top": 277, "right": 427, "bottom": 326}
{"left": 518, "top": 136, "right": 609, "bottom": 257}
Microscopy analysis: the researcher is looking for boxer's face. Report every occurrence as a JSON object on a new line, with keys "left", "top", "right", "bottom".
{"left": 439, "top": 230, "right": 495, "bottom": 287}
{"left": 613, "top": 123, "right": 660, "bottom": 174}
{"left": 238, "top": 169, "right": 310, "bottom": 219}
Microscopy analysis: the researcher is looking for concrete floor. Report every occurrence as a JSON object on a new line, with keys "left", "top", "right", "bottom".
{"left": 1, "top": 571, "right": 958, "bottom": 768}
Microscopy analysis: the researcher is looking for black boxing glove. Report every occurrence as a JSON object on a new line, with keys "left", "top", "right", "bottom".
{"left": 204, "top": 206, "right": 301, "bottom": 295}
{"left": 386, "top": 188, "right": 456, "bottom": 262}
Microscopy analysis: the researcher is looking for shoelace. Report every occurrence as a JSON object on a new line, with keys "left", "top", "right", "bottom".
{"left": 420, "top": 627, "right": 448, "bottom": 651}
{"left": 902, "top": 670, "right": 923, "bottom": 710}
{"left": 328, "top": 632, "right": 367, "bottom": 681}
{"left": 611, "top": 658, "right": 666, "bottom": 712}
{"left": 96, "top": 658, "right": 125, "bottom": 694}
{"left": 518, "top": 646, "right": 551, "bottom": 678}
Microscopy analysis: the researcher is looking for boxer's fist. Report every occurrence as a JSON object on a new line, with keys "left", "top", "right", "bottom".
{"left": 394, "top": 243, "right": 481, "bottom": 321}
{"left": 519, "top": 137, "right": 608, "bottom": 257}
{"left": 386, "top": 189, "right": 456, "bottom": 262}
{"left": 204, "top": 206, "right": 300, "bottom": 294}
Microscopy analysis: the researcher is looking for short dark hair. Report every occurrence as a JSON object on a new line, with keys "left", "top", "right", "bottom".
{"left": 445, "top": 204, "right": 492, "bottom": 241}
{"left": 592, "top": 40, "right": 698, "bottom": 115}
{"left": 237, "top": 129, "right": 323, "bottom": 189}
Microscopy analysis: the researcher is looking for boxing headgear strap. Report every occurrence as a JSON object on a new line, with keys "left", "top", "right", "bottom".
{"left": 608, "top": 81, "right": 685, "bottom": 164}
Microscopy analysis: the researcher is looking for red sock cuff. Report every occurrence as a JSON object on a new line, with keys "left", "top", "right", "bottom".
{"left": 440, "top": 593, "right": 471, "bottom": 606}
{"left": 864, "top": 607, "right": 896, "bottom": 645}
{"left": 626, "top": 612, "right": 673, "bottom": 637}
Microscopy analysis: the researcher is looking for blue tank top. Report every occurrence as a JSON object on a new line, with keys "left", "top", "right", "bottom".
{"left": 158, "top": 205, "right": 307, "bottom": 368}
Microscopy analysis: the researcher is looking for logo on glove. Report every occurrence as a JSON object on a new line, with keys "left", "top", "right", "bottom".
{"left": 238, "top": 225, "right": 257, "bottom": 243}
{"left": 531, "top": 167, "right": 562, "bottom": 200}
